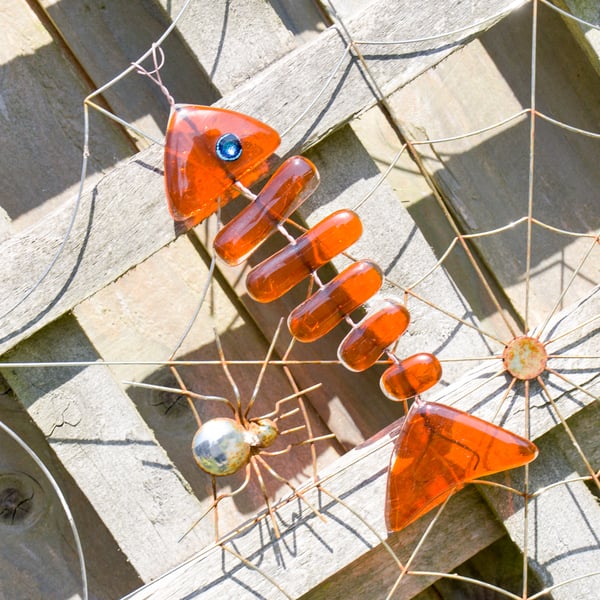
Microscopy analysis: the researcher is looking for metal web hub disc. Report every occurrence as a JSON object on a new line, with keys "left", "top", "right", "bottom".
{"left": 502, "top": 335, "right": 548, "bottom": 380}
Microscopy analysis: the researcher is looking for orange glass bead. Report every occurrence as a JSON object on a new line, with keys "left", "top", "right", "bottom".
{"left": 380, "top": 353, "right": 442, "bottom": 400}
{"left": 164, "top": 104, "right": 280, "bottom": 222}
{"left": 386, "top": 401, "right": 538, "bottom": 531}
{"left": 246, "top": 209, "right": 363, "bottom": 303}
{"left": 213, "top": 156, "right": 320, "bottom": 265}
{"left": 288, "top": 260, "right": 383, "bottom": 342}
{"left": 338, "top": 299, "right": 411, "bottom": 372}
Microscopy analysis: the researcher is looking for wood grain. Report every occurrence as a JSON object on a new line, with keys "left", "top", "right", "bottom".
{"left": 39, "top": 0, "right": 219, "bottom": 146}
{"left": 388, "top": 3, "right": 600, "bottom": 327}
{"left": 555, "top": 0, "right": 600, "bottom": 77}
{"left": 0, "top": 379, "right": 142, "bottom": 599}
{"left": 155, "top": 0, "right": 296, "bottom": 94}
{"left": 0, "top": 0, "right": 134, "bottom": 231}
{"left": 2, "top": 315, "right": 212, "bottom": 583}
{"left": 1, "top": 1, "right": 597, "bottom": 598}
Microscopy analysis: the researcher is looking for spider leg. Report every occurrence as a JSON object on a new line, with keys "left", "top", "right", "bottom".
{"left": 214, "top": 328, "right": 243, "bottom": 421}
{"left": 258, "top": 383, "right": 322, "bottom": 420}
{"left": 261, "top": 433, "right": 336, "bottom": 456}
{"left": 254, "top": 454, "right": 326, "bottom": 524}
{"left": 245, "top": 319, "right": 285, "bottom": 419}
{"left": 250, "top": 457, "right": 281, "bottom": 538}
{"left": 179, "top": 463, "right": 253, "bottom": 542}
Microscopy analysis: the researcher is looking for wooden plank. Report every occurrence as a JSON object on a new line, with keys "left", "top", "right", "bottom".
{"left": 38, "top": 0, "right": 219, "bottom": 146}
{"left": 555, "top": 0, "right": 600, "bottom": 77}
{"left": 269, "top": 0, "right": 327, "bottom": 44}
{"left": 483, "top": 429, "right": 600, "bottom": 600}
{"left": 0, "top": 0, "right": 520, "bottom": 355}
{"left": 350, "top": 104, "right": 522, "bottom": 340}
{"left": 155, "top": 0, "right": 296, "bottom": 94}
{"left": 0, "top": 0, "right": 134, "bottom": 231}
{"left": 386, "top": 3, "right": 600, "bottom": 326}
{"left": 1, "top": 315, "right": 214, "bottom": 584}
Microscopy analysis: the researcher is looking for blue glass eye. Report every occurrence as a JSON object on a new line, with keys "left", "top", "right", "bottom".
{"left": 215, "top": 133, "right": 243, "bottom": 161}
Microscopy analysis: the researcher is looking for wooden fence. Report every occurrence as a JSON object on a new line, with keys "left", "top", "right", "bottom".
{"left": 0, "top": 1, "right": 598, "bottom": 598}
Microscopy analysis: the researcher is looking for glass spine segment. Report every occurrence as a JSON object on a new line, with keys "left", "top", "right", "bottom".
{"left": 288, "top": 260, "right": 383, "bottom": 342}
{"left": 338, "top": 298, "right": 411, "bottom": 371}
{"left": 246, "top": 209, "right": 363, "bottom": 302}
{"left": 214, "top": 156, "right": 320, "bottom": 265}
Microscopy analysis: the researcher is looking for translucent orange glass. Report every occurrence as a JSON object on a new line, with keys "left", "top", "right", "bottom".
{"left": 338, "top": 299, "right": 411, "bottom": 371}
{"left": 288, "top": 260, "right": 383, "bottom": 342}
{"left": 213, "top": 156, "right": 320, "bottom": 265}
{"left": 386, "top": 401, "right": 538, "bottom": 531}
{"left": 246, "top": 209, "right": 363, "bottom": 302}
{"left": 380, "top": 353, "right": 442, "bottom": 400}
{"left": 164, "top": 104, "right": 280, "bottom": 222}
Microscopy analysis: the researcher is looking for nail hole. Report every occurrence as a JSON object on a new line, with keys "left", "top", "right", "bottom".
{"left": 0, "top": 487, "right": 33, "bottom": 524}
{"left": 0, "top": 473, "right": 45, "bottom": 531}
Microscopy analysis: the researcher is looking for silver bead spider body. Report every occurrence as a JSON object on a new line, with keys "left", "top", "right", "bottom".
{"left": 192, "top": 416, "right": 279, "bottom": 476}
{"left": 130, "top": 321, "right": 332, "bottom": 540}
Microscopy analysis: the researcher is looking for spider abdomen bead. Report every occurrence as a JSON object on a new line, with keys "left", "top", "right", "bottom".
{"left": 192, "top": 418, "right": 251, "bottom": 476}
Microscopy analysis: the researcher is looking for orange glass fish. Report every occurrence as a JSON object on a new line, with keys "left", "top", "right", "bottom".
{"left": 160, "top": 102, "right": 539, "bottom": 538}
{"left": 386, "top": 401, "right": 538, "bottom": 531}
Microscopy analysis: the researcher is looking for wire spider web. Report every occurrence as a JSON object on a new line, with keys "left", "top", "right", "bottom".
{"left": 0, "top": 0, "right": 598, "bottom": 599}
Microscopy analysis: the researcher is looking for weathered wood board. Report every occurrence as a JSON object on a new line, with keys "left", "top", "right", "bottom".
{"left": 38, "top": 0, "right": 220, "bottom": 145}
{"left": 0, "top": 0, "right": 521, "bottom": 355}
{"left": 0, "top": 378, "right": 142, "bottom": 599}
{"left": 0, "top": 0, "right": 134, "bottom": 231}
{"left": 555, "top": 0, "right": 600, "bottom": 77}
{"left": 0, "top": 0, "right": 597, "bottom": 599}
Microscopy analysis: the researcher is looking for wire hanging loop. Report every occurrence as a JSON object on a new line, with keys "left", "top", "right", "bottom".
{"left": 132, "top": 43, "right": 175, "bottom": 107}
